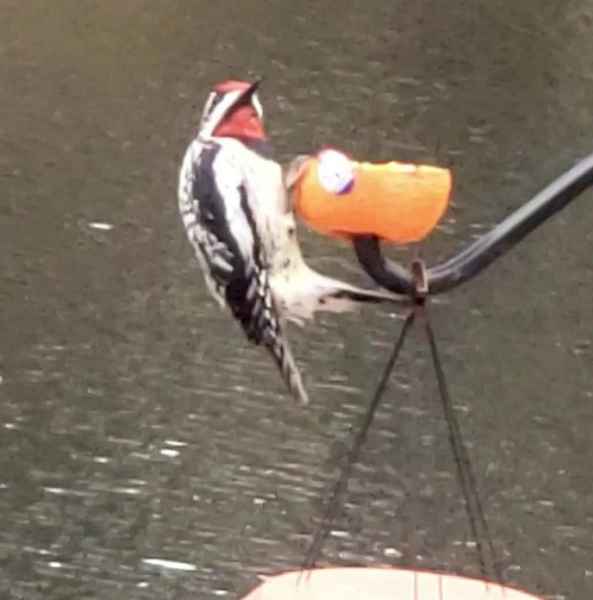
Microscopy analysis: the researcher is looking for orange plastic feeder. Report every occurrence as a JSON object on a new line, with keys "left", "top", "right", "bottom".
{"left": 291, "top": 149, "right": 452, "bottom": 244}
{"left": 241, "top": 568, "right": 543, "bottom": 600}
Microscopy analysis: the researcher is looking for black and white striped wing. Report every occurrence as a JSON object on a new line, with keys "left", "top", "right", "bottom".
{"left": 179, "top": 141, "right": 229, "bottom": 307}
{"left": 177, "top": 140, "right": 309, "bottom": 404}
{"left": 179, "top": 141, "right": 267, "bottom": 339}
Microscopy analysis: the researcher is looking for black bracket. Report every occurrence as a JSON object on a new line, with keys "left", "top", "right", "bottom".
{"left": 411, "top": 258, "right": 428, "bottom": 303}
{"left": 353, "top": 152, "right": 593, "bottom": 295}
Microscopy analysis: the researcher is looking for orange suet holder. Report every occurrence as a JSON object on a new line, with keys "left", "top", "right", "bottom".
{"left": 290, "top": 149, "right": 452, "bottom": 244}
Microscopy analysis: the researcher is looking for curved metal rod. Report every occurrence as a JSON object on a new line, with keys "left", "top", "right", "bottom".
{"left": 353, "top": 236, "right": 415, "bottom": 295}
{"left": 353, "top": 152, "right": 593, "bottom": 295}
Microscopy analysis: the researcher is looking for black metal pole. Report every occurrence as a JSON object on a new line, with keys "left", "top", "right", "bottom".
{"left": 353, "top": 152, "right": 593, "bottom": 295}
{"left": 353, "top": 235, "right": 415, "bottom": 296}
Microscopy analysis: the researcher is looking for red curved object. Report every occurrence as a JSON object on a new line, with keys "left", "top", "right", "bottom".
{"left": 241, "top": 568, "right": 543, "bottom": 600}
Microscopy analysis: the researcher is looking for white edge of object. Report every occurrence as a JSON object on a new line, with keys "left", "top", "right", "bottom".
{"left": 240, "top": 567, "right": 544, "bottom": 600}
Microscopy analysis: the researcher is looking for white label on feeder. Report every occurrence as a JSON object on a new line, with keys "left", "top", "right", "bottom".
{"left": 317, "top": 149, "right": 354, "bottom": 195}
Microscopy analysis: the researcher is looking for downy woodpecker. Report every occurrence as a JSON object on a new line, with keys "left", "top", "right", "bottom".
{"left": 178, "top": 80, "right": 401, "bottom": 405}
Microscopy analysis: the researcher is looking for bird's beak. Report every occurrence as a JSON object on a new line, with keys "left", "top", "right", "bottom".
{"left": 238, "top": 79, "right": 261, "bottom": 104}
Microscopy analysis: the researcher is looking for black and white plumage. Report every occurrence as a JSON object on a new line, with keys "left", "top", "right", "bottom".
{"left": 178, "top": 80, "right": 401, "bottom": 404}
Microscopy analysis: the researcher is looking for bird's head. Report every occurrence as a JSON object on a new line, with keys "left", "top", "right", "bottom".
{"left": 198, "top": 80, "right": 266, "bottom": 141}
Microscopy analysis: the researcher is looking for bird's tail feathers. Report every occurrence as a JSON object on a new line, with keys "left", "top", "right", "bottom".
{"left": 264, "top": 331, "right": 310, "bottom": 405}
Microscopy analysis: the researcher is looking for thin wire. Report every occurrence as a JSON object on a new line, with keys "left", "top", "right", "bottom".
{"left": 302, "top": 310, "right": 416, "bottom": 572}
{"left": 422, "top": 305, "right": 502, "bottom": 582}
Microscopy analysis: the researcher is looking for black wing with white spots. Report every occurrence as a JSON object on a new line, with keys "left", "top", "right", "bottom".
{"left": 178, "top": 140, "right": 309, "bottom": 404}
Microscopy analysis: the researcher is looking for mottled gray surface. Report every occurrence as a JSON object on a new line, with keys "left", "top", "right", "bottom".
{"left": 1, "top": 2, "right": 593, "bottom": 599}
